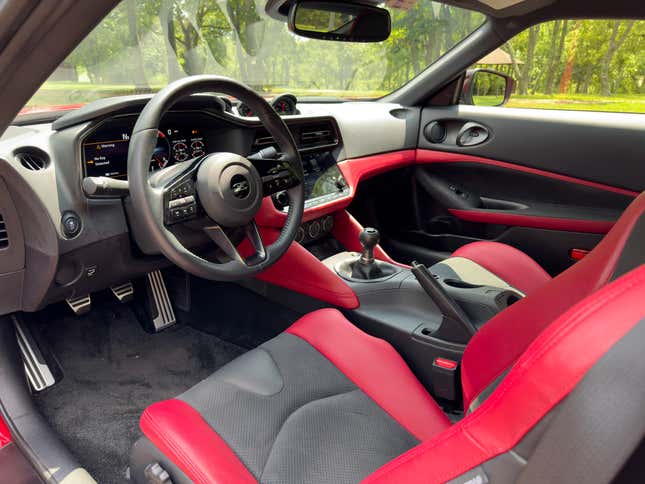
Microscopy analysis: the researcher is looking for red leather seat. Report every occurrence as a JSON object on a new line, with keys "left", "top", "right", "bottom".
{"left": 131, "top": 193, "right": 645, "bottom": 484}
{"left": 438, "top": 240, "right": 552, "bottom": 295}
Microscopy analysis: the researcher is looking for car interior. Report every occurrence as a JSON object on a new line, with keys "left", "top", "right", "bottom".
{"left": 0, "top": 0, "right": 644, "bottom": 483}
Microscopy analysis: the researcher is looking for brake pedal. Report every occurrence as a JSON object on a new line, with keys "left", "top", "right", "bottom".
{"left": 66, "top": 294, "right": 91, "bottom": 315}
{"left": 111, "top": 282, "right": 134, "bottom": 302}
{"left": 14, "top": 317, "right": 56, "bottom": 392}
{"left": 146, "top": 271, "right": 176, "bottom": 331}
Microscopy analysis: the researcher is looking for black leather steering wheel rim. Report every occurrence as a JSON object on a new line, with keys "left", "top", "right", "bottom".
{"left": 127, "top": 75, "right": 304, "bottom": 281}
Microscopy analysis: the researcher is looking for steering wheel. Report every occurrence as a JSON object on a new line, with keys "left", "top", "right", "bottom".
{"left": 127, "top": 76, "right": 304, "bottom": 281}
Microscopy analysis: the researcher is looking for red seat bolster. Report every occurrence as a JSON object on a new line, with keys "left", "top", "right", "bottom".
{"left": 363, "top": 265, "right": 645, "bottom": 484}
{"left": 140, "top": 399, "right": 256, "bottom": 484}
{"left": 287, "top": 308, "right": 451, "bottom": 442}
{"left": 452, "top": 241, "right": 551, "bottom": 294}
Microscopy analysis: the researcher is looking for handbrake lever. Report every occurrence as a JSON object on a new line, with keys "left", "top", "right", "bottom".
{"left": 411, "top": 261, "right": 477, "bottom": 344}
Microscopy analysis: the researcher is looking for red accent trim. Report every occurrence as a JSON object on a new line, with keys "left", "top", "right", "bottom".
{"left": 433, "top": 357, "right": 458, "bottom": 370}
{"left": 239, "top": 228, "right": 359, "bottom": 309}
{"left": 140, "top": 399, "right": 256, "bottom": 484}
{"left": 569, "top": 248, "right": 590, "bottom": 261}
{"left": 332, "top": 210, "right": 409, "bottom": 268}
{"left": 287, "top": 309, "right": 451, "bottom": 441}
{"left": 452, "top": 241, "right": 551, "bottom": 295}
{"left": 449, "top": 208, "right": 615, "bottom": 234}
{"left": 364, "top": 265, "right": 645, "bottom": 484}
{"left": 337, "top": 150, "right": 416, "bottom": 192}
{"left": 460, "top": 192, "right": 645, "bottom": 410}
{"left": 0, "top": 416, "right": 11, "bottom": 448}
{"left": 416, "top": 149, "right": 639, "bottom": 198}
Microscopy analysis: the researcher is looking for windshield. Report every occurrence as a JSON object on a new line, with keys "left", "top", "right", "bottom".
{"left": 23, "top": 0, "right": 483, "bottom": 111}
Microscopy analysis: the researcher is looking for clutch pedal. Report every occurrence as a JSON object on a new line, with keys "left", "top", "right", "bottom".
{"left": 146, "top": 270, "right": 176, "bottom": 332}
{"left": 14, "top": 317, "right": 56, "bottom": 392}
{"left": 111, "top": 281, "right": 134, "bottom": 302}
{"left": 66, "top": 294, "right": 91, "bottom": 315}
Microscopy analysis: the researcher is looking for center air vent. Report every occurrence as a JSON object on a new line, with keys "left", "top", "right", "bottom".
{"left": 300, "top": 123, "right": 337, "bottom": 149}
{"left": 15, "top": 148, "right": 49, "bottom": 171}
{"left": 0, "top": 214, "right": 8, "bottom": 248}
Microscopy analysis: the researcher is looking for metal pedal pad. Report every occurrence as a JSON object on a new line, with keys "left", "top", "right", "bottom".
{"left": 111, "top": 282, "right": 134, "bottom": 303}
{"left": 66, "top": 294, "right": 91, "bottom": 315}
{"left": 146, "top": 270, "right": 176, "bottom": 332}
{"left": 14, "top": 317, "right": 56, "bottom": 392}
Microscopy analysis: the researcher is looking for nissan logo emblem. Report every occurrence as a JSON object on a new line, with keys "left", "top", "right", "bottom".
{"left": 231, "top": 174, "right": 251, "bottom": 199}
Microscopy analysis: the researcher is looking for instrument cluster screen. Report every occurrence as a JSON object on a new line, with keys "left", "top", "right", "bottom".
{"left": 83, "top": 119, "right": 207, "bottom": 179}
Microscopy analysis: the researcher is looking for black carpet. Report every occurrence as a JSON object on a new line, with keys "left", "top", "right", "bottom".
{"left": 32, "top": 295, "right": 245, "bottom": 484}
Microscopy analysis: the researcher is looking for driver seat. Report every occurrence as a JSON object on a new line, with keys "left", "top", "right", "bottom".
{"left": 130, "top": 193, "right": 645, "bottom": 484}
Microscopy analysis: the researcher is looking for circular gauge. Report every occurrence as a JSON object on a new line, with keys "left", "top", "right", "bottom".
{"left": 271, "top": 94, "right": 297, "bottom": 115}
{"left": 237, "top": 103, "right": 254, "bottom": 117}
{"left": 149, "top": 130, "right": 171, "bottom": 172}
{"left": 172, "top": 142, "right": 189, "bottom": 162}
{"left": 191, "top": 140, "right": 205, "bottom": 158}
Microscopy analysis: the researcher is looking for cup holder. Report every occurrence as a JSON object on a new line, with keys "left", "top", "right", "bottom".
{"left": 443, "top": 279, "right": 483, "bottom": 289}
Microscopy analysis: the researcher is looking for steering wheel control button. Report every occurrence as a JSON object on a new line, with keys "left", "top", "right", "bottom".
{"left": 61, "top": 211, "right": 82, "bottom": 238}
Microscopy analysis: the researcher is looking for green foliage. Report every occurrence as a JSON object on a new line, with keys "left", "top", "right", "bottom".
{"left": 26, "top": 1, "right": 645, "bottom": 114}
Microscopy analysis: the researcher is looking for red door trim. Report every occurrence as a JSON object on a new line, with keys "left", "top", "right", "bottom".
{"left": 448, "top": 208, "right": 615, "bottom": 234}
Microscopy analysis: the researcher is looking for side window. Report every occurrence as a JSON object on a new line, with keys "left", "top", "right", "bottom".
{"left": 466, "top": 20, "right": 645, "bottom": 114}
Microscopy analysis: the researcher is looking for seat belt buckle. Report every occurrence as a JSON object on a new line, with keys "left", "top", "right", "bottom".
{"left": 432, "top": 357, "right": 459, "bottom": 401}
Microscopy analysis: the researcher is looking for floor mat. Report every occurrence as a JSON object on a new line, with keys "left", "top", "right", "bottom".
{"left": 32, "top": 294, "right": 245, "bottom": 484}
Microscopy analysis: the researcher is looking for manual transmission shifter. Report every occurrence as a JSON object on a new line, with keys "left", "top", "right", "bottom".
{"left": 359, "top": 227, "right": 379, "bottom": 265}
{"left": 350, "top": 227, "right": 391, "bottom": 280}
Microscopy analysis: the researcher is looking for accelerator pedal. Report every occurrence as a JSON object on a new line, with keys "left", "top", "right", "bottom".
{"left": 111, "top": 282, "right": 134, "bottom": 303}
{"left": 14, "top": 317, "right": 56, "bottom": 392}
{"left": 146, "top": 270, "right": 176, "bottom": 332}
{"left": 66, "top": 294, "right": 91, "bottom": 315}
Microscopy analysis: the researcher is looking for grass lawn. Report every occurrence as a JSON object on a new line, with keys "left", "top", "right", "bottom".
{"left": 25, "top": 82, "right": 645, "bottom": 114}
{"left": 506, "top": 94, "right": 645, "bottom": 114}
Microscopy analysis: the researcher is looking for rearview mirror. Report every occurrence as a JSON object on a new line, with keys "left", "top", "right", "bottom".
{"left": 462, "top": 69, "right": 515, "bottom": 107}
{"left": 288, "top": 0, "right": 391, "bottom": 42}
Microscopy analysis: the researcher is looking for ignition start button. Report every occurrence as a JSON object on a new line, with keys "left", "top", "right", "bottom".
{"left": 61, "top": 211, "right": 82, "bottom": 238}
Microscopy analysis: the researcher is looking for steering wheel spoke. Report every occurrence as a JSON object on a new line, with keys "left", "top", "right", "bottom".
{"left": 204, "top": 219, "right": 266, "bottom": 267}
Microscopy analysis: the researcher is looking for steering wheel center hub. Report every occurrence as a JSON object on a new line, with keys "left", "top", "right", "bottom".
{"left": 196, "top": 152, "right": 262, "bottom": 227}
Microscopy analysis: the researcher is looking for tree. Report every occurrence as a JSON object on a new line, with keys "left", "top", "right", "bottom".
{"left": 519, "top": 25, "right": 540, "bottom": 95}
{"left": 600, "top": 20, "right": 635, "bottom": 96}
{"left": 127, "top": 0, "right": 150, "bottom": 91}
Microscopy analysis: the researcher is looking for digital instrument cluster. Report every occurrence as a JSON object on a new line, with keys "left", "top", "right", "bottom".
{"left": 83, "top": 119, "right": 207, "bottom": 179}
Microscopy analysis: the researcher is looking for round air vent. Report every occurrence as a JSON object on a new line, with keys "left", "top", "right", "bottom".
{"left": 424, "top": 121, "right": 446, "bottom": 144}
{"left": 15, "top": 147, "right": 50, "bottom": 171}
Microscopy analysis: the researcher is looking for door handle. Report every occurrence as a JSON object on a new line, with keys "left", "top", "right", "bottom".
{"left": 456, "top": 122, "right": 489, "bottom": 147}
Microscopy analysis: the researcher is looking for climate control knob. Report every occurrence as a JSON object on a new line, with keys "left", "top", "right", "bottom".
{"left": 307, "top": 221, "right": 321, "bottom": 239}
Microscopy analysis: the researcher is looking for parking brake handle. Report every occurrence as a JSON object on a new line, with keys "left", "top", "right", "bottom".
{"left": 411, "top": 261, "right": 477, "bottom": 344}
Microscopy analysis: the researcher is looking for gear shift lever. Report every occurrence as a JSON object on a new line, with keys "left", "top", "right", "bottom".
{"left": 359, "top": 227, "right": 380, "bottom": 265}
{"left": 351, "top": 227, "right": 388, "bottom": 280}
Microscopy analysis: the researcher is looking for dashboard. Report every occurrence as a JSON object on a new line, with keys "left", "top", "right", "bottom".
{"left": 0, "top": 93, "right": 416, "bottom": 314}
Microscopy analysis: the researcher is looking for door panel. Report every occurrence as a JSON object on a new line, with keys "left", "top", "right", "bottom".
{"left": 419, "top": 106, "right": 645, "bottom": 192}
{"left": 350, "top": 106, "right": 643, "bottom": 276}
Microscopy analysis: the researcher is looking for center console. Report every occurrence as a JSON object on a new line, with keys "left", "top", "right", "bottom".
{"left": 322, "top": 227, "right": 522, "bottom": 403}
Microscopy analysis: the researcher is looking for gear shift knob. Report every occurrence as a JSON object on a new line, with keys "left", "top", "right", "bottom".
{"left": 359, "top": 227, "right": 380, "bottom": 264}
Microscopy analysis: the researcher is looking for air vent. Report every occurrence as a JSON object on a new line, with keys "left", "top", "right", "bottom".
{"left": 15, "top": 148, "right": 49, "bottom": 171}
{"left": 0, "top": 214, "right": 8, "bottom": 249}
{"left": 300, "top": 123, "right": 337, "bottom": 149}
